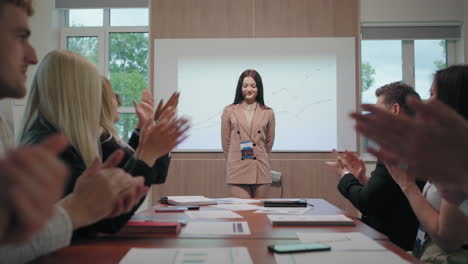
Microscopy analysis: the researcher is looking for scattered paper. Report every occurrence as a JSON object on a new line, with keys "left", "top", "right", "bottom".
{"left": 254, "top": 208, "right": 310, "bottom": 215}
{"left": 185, "top": 210, "right": 243, "bottom": 219}
{"left": 297, "top": 232, "right": 385, "bottom": 251}
{"left": 215, "top": 198, "right": 259, "bottom": 204}
{"left": 211, "top": 204, "right": 263, "bottom": 211}
{"left": 182, "top": 221, "right": 251, "bottom": 235}
{"left": 274, "top": 251, "right": 410, "bottom": 264}
{"left": 120, "top": 247, "right": 253, "bottom": 264}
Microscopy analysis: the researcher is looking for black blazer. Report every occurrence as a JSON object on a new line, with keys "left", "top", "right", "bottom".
{"left": 337, "top": 161, "right": 426, "bottom": 251}
{"left": 20, "top": 116, "right": 170, "bottom": 236}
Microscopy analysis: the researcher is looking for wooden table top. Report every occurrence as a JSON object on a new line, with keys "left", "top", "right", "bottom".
{"left": 32, "top": 199, "right": 420, "bottom": 264}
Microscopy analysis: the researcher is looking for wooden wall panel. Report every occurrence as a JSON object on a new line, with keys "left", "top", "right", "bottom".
{"left": 333, "top": 0, "right": 359, "bottom": 36}
{"left": 149, "top": 0, "right": 360, "bottom": 216}
{"left": 254, "top": 0, "right": 334, "bottom": 37}
{"left": 151, "top": 0, "right": 253, "bottom": 38}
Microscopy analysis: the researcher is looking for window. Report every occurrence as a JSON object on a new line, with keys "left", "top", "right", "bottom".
{"left": 110, "top": 9, "right": 149, "bottom": 27}
{"left": 415, "top": 40, "right": 447, "bottom": 99}
{"left": 361, "top": 40, "right": 403, "bottom": 104}
{"left": 109, "top": 32, "right": 149, "bottom": 107}
{"left": 116, "top": 113, "right": 138, "bottom": 142}
{"left": 69, "top": 9, "right": 103, "bottom": 27}
{"left": 61, "top": 8, "right": 149, "bottom": 141}
{"left": 360, "top": 25, "right": 460, "bottom": 154}
{"left": 66, "top": 36, "right": 99, "bottom": 65}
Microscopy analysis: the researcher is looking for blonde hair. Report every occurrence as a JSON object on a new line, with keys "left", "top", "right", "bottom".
{"left": 100, "top": 76, "right": 123, "bottom": 143}
{"left": 20, "top": 50, "right": 102, "bottom": 167}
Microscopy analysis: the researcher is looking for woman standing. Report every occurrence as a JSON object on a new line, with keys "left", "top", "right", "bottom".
{"left": 221, "top": 69, "right": 275, "bottom": 198}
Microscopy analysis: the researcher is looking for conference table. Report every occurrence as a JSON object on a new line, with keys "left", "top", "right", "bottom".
{"left": 33, "top": 199, "right": 420, "bottom": 264}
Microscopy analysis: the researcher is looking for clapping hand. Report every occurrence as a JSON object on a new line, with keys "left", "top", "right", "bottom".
{"left": 154, "top": 92, "right": 179, "bottom": 123}
{"left": 134, "top": 89, "right": 155, "bottom": 129}
{"left": 342, "top": 151, "right": 367, "bottom": 184}
{"left": 59, "top": 150, "right": 148, "bottom": 229}
{"left": 0, "top": 134, "right": 69, "bottom": 244}
{"left": 324, "top": 149, "right": 349, "bottom": 178}
{"left": 135, "top": 105, "right": 190, "bottom": 166}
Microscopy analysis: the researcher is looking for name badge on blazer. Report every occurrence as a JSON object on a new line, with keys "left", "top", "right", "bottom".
{"left": 240, "top": 141, "right": 255, "bottom": 160}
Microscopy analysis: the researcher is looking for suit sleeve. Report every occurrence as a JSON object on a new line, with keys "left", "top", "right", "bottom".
{"left": 128, "top": 130, "right": 140, "bottom": 149}
{"left": 337, "top": 163, "right": 402, "bottom": 215}
{"left": 266, "top": 109, "right": 275, "bottom": 153}
{"left": 221, "top": 107, "right": 231, "bottom": 159}
{"left": 125, "top": 154, "right": 171, "bottom": 185}
{"left": 124, "top": 132, "right": 171, "bottom": 185}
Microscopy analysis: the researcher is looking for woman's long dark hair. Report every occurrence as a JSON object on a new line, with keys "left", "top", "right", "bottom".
{"left": 233, "top": 69, "right": 266, "bottom": 107}
{"left": 434, "top": 65, "right": 468, "bottom": 120}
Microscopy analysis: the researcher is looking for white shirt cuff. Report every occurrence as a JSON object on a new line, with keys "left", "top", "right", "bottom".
{"left": 459, "top": 199, "right": 468, "bottom": 216}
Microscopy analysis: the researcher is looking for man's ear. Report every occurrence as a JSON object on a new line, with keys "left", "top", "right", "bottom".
{"left": 392, "top": 103, "right": 401, "bottom": 115}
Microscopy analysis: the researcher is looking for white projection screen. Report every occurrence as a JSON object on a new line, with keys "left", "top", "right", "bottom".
{"left": 154, "top": 38, "right": 356, "bottom": 152}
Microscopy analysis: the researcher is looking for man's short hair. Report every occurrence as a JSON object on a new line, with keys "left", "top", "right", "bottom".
{"left": 375, "top": 81, "right": 421, "bottom": 116}
{"left": 0, "top": 0, "right": 33, "bottom": 16}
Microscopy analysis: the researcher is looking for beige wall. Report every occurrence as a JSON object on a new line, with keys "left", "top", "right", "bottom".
{"left": 149, "top": 0, "right": 361, "bottom": 216}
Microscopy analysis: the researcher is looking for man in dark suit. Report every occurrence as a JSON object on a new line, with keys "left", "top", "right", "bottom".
{"left": 326, "top": 81, "right": 425, "bottom": 251}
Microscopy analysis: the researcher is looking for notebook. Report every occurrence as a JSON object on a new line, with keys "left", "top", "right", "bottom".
{"left": 162, "top": 196, "right": 218, "bottom": 206}
{"left": 267, "top": 214, "right": 355, "bottom": 226}
{"left": 120, "top": 221, "right": 181, "bottom": 234}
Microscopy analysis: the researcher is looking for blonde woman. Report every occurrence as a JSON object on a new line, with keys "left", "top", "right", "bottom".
{"left": 100, "top": 77, "right": 182, "bottom": 185}
{"left": 19, "top": 50, "right": 188, "bottom": 235}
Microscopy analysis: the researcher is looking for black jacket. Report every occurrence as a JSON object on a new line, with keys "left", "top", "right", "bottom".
{"left": 20, "top": 117, "right": 170, "bottom": 235}
{"left": 337, "top": 161, "right": 425, "bottom": 250}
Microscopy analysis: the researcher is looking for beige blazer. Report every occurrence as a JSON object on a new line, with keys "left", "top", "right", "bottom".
{"left": 221, "top": 104, "right": 275, "bottom": 184}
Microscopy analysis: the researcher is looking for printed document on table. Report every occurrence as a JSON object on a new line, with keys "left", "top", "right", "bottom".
{"left": 215, "top": 198, "right": 259, "bottom": 204}
{"left": 297, "top": 232, "right": 385, "bottom": 250}
{"left": 185, "top": 210, "right": 243, "bottom": 219}
{"left": 211, "top": 204, "right": 263, "bottom": 211}
{"left": 182, "top": 222, "right": 251, "bottom": 235}
{"left": 274, "top": 251, "right": 410, "bottom": 264}
{"left": 120, "top": 247, "right": 253, "bottom": 264}
{"left": 254, "top": 208, "right": 310, "bottom": 215}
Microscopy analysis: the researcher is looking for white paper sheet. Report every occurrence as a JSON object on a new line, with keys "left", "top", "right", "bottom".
{"left": 254, "top": 208, "right": 311, "bottom": 215}
{"left": 274, "top": 251, "right": 410, "bottom": 264}
{"left": 185, "top": 210, "right": 243, "bottom": 219}
{"left": 120, "top": 247, "right": 253, "bottom": 264}
{"left": 297, "top": 232, "right": 385, "bottom": 251}
{"left": 182, "top": 221, "right": 251, "bottom": 235}
{"left": 211, "top": 204, "right": 263, "bottom": 211}
{"left": 215, "top": 198, "right": 259, "bottom": 204}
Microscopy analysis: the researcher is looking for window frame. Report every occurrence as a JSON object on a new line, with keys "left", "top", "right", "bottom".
{"left": 60, "top": 8, "right": 149, "bottom": 123}
{"left": 359, "top": 25, "right": 461, "bottom": 158}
